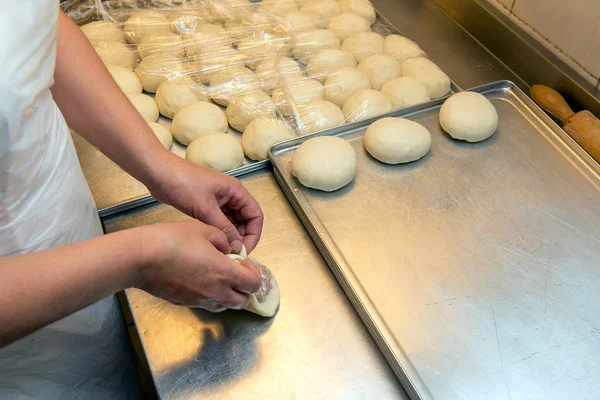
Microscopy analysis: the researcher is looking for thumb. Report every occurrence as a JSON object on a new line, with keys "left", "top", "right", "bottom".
{"left": 202, "top": 200, "right": 243, "bottom": 253}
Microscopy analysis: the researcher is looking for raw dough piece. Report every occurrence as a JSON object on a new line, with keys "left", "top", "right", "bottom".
{"left": 148, "top": 122, "right": 173, "bottom": 149}
{"left": 207, "top": 0, "right": 253, "bottom": 24}
{"left": 338, "top": 0, "right": 376, "bottom": 25}
{"left": 291, "top": 136, "right": 356, "bottom": 191}
{"left": 383, "top": 34, "right": 426, "bottom": 64}
{"left": 226, "top": 91, "right": 277, "bottom": 132}
{"left": 208, "top": 66, "right": 260, "bottom": 107}
{"left": 281, "top": 11, "right": 317, "bottom": 36}
{"left": 226, "top": 249, "right": 280, "bottom": 317}
{"left": 380, "top": 77, "right": 431, "bottom": 109}
{"left": 137, "top": 32, "right": 183, "bottom": 59}
{"left": 135, "top": 55, "right": 184, "bottom": 93}
{"left": 123, "top": 11, "right": 171, "bottom": 44}
{"left": 81, "top": 21, "right": 125, "bottom": 45}
{"left": 328, "top": 13, "right": 371, "bottom": 42}
{"left": 242, "top": 118, "right": 295, "bottom": 160}
{"left": 298, "top": 100, "right": 345, "bottom": 134}
{"left": 193, "top": 44, "right": 243, "bottom": 83}
{"left": 168, "top": 11, "right": 204, "bottom": 35}
{"left": 186, "top": 134, "right": 244, "bottom": 172}
{"left": 271, "top": 78, "right": 324, "bottom": 116}
{"left": 342, "top": 89, "right": 393, "bottom": 123}
{"left": 155, "top": 79, "right": 208, "bottom": 119}
{"left": 126, "top": 93, "right": 159, "bottom": 122}
{"left": 357, "top": 53, "right": 401, "bottom": 90}
{"left": 306, "top": 49, "right": 356, "bottom": 83}
{"left": 364, "top": 117, "right": 431, "bottom": 164}
{"left": 183, "top": 29, "right": 233, "bottom": 59}
{"left": 323, "top": 67, "right": 371, "bottom": 107}
{"left": 300, "top": 0, "right": 341, "bottom": 28}
{"left": 171, "top": 102, "right": 228, "bottom": 145}
{"left": 94, "top": 41, "right": 136, "bottom": 69}
{"left": 237, "top": 35, "right": 292, "bottom": 69}
{"left": 439, "top": 92, "right": 498, "bottom": 142}
{"left": 108, "top": 66, "right": 142, "bottom": 93}
{"left": 255, "top": 56, "right": 304, "bottom": 94}
{"left": 292, "top": 29, "right": 340, "bottom": 64}
{"left": 400, "top": 57, "right": 451, "bottom": 99}
{"left": 258, "top": 0, "right": 298, "bottom": 16}
{"left": 341, "top": 32, "right": 384, "bottom": 63}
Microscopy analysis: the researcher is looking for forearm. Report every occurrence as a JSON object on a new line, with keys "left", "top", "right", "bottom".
{"left": 51, "top": 11, "right": 173, "bottom": 189}
{"left": 0, "top": 228, "right": 146, "bottom": 346}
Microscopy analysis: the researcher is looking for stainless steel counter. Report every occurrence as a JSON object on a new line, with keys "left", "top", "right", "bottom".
{"left": 104, "top": 170, "right": 408, "bottom": 399}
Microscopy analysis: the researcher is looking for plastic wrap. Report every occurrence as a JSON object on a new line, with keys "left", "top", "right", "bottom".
{"left": 65, "top": 0, "right": 452, "bottom": 170}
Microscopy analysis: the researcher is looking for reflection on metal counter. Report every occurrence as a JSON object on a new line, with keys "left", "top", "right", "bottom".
{"left": 103, "top": 171, "right": 408, "bottom": 400}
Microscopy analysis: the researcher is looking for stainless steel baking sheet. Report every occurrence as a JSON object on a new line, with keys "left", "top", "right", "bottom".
{"left": 269, "top": 81, "right": 600, "bottom": 400}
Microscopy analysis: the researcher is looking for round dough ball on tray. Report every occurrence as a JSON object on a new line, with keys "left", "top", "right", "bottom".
{"left": 155, "top": 79, "right": 208, "bottom": 119}
{"left": 208, "top": 65, "right": 260, "bottom": 107}
{"left": 148, "top": 122, "right": 173, "bottom": 149}
{"left": 171, "top": 102, "right": 228, "bottom": 145}
{"left": 124, "top": 10, "right": 171, "bottom": 44}
{"left": 338, "top": 0, "right": 376, "bottom": 25}
{"left": 186, "top": 134, "right": 244, "bottom": 172}
{"left": 280, "top": 11, "right": 317, "bottom": 36}
{"left": 258, "top": 0, "right": 299, "bottom": 16}
{"left": 126, "top": 93, "right": 159, "bottom": 122}
{"left": 400, "top": 57, "right": 451, "bottom": 99}
{"left": 291, "top": 136, "right": 356, "bottom": 191}
{"left": 81, "top": 21, "right": 125, "bottom": 45}
{"left": 271, "top": 78, "right": 324, "bottom": 116}
{"left": 94, "top": 41, "right": 136, "bottom": 69}
{"left": 108, "top": 66, "right": 142, "bottom": 93}
{"left": 357, "top": 53, "right": 401, "bottom": 91}
{"left": 380, "top": 77, "right": 431, "bottom": 110}
{"left": 135, "top": 54, "right": 184, "bottom": 93}
{"left": 255, "top": 56, "right": 304, "bottom": 94}
{"left": 364, "top": 117, "right": 431, "bottom": 164}
{"left": 439, "top": 92, "right": 498, "bottom": 142}
{"left": 237, "top": 34, "right": 292, "bottom": 69}
{"left": 342, "top": 89, "right": 393, "bottom": 123}
{"left": 298, "top": 100, "right": 345, "bottom": 135}
{"left": 383, "top": 34, "right": 426, "bottom": 64}
{"left": 242, "top": 118, "right": 296, "bottom": 161}
{"left": 292, "top": 29, "right": 340, "bottom": 64}
{"left": 137, "top": 32, "right": 183, "bottom": 59}
{"left": 341, "top": 32, "right": 384, "bottom": 63}
{"left": 300, "top": 0, "right": 341, "bottom": 28}
{"left": 192, "top": 44, "right": 244, "bottom": 84}
{"left": 328, "top": 13, "right": 371, "bottom": 42}
{"left": 306, "top": 49, "right": 356, "bottom": 83}
{"left": 226, "top": 90, "right": 277, "bottom": 132}
{"left": 324, "top": 67, "right": 371, "bottom": 108}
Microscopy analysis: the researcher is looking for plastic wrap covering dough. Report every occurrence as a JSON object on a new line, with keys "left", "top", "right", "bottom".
{"left": 65, "top": 0, "right": 451, "bottom": 171}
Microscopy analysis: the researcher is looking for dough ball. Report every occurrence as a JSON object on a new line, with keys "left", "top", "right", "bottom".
{"left": 380, "top": 77, "right": 430, "bottom": 109}
{"left": 292, "top": 29, "right": 340, "bottom": 64}
{"left": 94, "top": 42, "right": 136, "bottom": 69}
{"left": 439, "top": 92, "right": 498, "bottom": 142}
{"left": 108, "top": 66, "right": 142, "bottom": 93}
{"left": 291, "top": 136, "right": 356, "bottom": 191}
{"left": 255, "top": 56, "right": 304, "bottom": 94}
{"left": 183, "top": 30, "right": 233, "bottom": 60}
{"left": 324, "top": 67, "right": 371, "bottom": 107}
{"left": 135, "top": 55, "right": 184, "bottom": 93}
{"left": 271, "top": 78, "right": 324, "bottom": 116}
{"left": 237, "top": 35, "right": 292, "bottom": 69}
{"left": 207, "top": 0, "right": 253, "bottom": 24}
{"left": 171, "top": 102, "right": 228, "bottom": 145}
{"left": 81, "top": 21, "right": 124, "bottom": 45}
{"left": 298, "top": 100, "right": 345, "bottom": 135}
{"left": 155, "top": 79, "right": 208, "bottom": 119}
{"left": 168, "top": 11, "right": 204, "bottom": 36}
{"left": 341, "top": 31, "right": 384, "bottom": 63}
{"left": 258, "top": 0, "right": 298, "bottom": 16}
{"left": 300, "top": 0, "right": 341, "bottom": 28}
{"left": 306, "top": 49, "right": 356, "bottom": 83}
{"left": 148, "top": 121, "right": 173, "bottom": 149}
{"left": 226, "top": 90, "right": 277, "bottom": 132}
{"left": 400, "top": 57, "right": 451, "bottom": 98}
{"left": 186, "top": 134, "right": 244, "bottom": 172}
{"left": 364, "top": 117, "right": 431, "bottom": 164}
{"left": 281, "top": 11, "right": 317, "bottom": 36}
{"left": 137, "top": 32, "right": 183, "bottom": 59}
{"left": 124, "top": 11, "right": 171, "bottom": 44}
{"left": 338, "top": 0, "right": 376, "bottom": 25}
{"left": 328, "top": 13, "right": 371, "bottom": 42}
{"left": 193, "top": 44, "right": 243, "bottom": 84}
{"left": 208, "top": 65, "right": 260, "bottom": 107}
{"left": 126, "top": 93, "right": 159, "bottom": 122}
{"left": 242, "top": 118, "right": 295, "bottom": 160}
{"left": 342, "top": 89, "right": 393, "bottom": 123}
{"left": 357, "top": 53, "right": 401, "bottom": 90}
{"left": 383, "top": 34, "right": 426, "bottom": 64}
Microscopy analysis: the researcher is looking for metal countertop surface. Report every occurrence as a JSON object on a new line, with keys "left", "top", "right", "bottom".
{"left": 104, "top": 170, "right": 408, "bottom": 399}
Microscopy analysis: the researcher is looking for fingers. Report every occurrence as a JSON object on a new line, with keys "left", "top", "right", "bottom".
{"left": 221, "top": 185, "right": 264, "bottom": 253}
{"left": 200, "top": 223, "right": 231, "bottom": 254}
{"left": 228, "top": 259, "right": 262, "bottom": 294}
{"left": 203, "top": 199, "right": 244, "bottom": 253}
{"left": 227, "top": 290, "right": 251, "bottom": 310}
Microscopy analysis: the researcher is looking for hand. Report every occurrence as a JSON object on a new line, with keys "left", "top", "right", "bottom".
{"left": 147, "top": 155, "right": 264, "bottom": 253}
{"left": 136, "top": 220, "right": 262, "bottom": 312}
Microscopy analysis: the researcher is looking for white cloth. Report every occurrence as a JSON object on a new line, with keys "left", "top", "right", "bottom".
{"left": 0, "top": 1, "right": 139, "bottom": 398}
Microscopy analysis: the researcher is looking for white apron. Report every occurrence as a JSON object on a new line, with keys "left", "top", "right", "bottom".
{"left": 0, "top": 1, "right": 139, "bottom": 398}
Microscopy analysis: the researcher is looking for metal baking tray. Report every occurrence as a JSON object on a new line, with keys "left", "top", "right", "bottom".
{"left": 269, "top": 80, "right": 600, "bottom": 400}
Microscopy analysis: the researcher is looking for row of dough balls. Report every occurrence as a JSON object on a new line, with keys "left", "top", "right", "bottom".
{"left": 291, "top": 92, "right": 499, "bottom": 192}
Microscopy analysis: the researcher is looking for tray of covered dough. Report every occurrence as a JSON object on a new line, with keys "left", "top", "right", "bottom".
{"left": 269, "top": 80, "right": 600, "bottom": 400}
